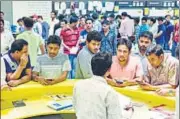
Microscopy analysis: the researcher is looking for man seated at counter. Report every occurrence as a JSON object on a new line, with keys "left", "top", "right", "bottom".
{"left": 75, "top": 31, "right": 102, "bottom": 79}
{"left": 3, "top": 40, "right": 32, "bottom": 87}
{"left": 141, "top": 44, "right": 179, "bottom": 91}
{"left": 109, "top": 38, "right": 144, "bottom": 86}
{"left": 133, "top": 31, "right": 153, "bottom": 75}
{"left": 155, "top": 44, "right": 180, "bottom": 96}
{"left": 33, "top": 35, "right": 71, "bottom": 85}
{"left": 73, "top": 52, "right": 122, "bottom": 119}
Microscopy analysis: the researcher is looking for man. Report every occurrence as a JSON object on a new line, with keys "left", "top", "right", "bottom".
{"left": 164, "top": 15, "right": 174, "bottom": 51}
{"left": 49, "top": 11, "right": 59, "bottom": 36}
{"left": 78, "top": 17, "right": 93, "bottom": 49}
{"left": 143, "top": 44, "right": 179, "bottom": 90}
{"left": 78, "top": 16, "right": 86, "bottom": 32}
{"left": 119, "top": 12, "right": 134, "bottom": 39}
{"left": 73, "top": 52, "right": 122, "bottom": 119}
{"left": 92, "top": 13, "right": 102, "bottom": 32}
{"left": 0, "top": 19, "right": 14, "bottom": 56}
{"left": 133, "top": 31, "right": 153, "bottom": 75}
{"left": 134, "top": 18, "right": 140, "bottom": 43}
{"left": 1, "top": 58, "right": 9, "bottom": 90}
{"left": 110, "top": 38, "right": 143, "bottom": 84}
{"left": 100, "top": 20, "right": 117, "bottom": 55}
{"left": 60, "top": 16, "right": 80, "bottom": 79}
{"left": 154, "top": 17, "right": 166, "bottom": 48}
{"left": 139, "top": 17, "right": 150, "bottom": 36}
{"left": 149, "top": 18, "right": 158, "bottom": 41}
{"left": 76, "top": 31, "right": 102, "bottom": 79}
{"left": 0, "top": 11, "right": 11, "bottom": 31}
{"left": 17, "top": 18, "right": 25, "bottom": 33}
{"left": 3, "top": 40, "right": 31, "bottom": 87}
{"left": 31, "top": 15, "right": 42, "bottom": 36}
{"left": 53, "top": 14, "right": 65, "bottom": 35}
{"left": 108, "top": 13, "right": 117, "bottom": 36}
{"left": 37, "top": 15, "right": 49, "bottom": 41}
{"left": 33, "top": 35, "right": 71, "bottom": 85}
{"left": 16, "top": 17, "right": 45, "bottom": 67}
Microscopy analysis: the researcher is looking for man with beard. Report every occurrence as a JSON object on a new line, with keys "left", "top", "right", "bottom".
{"left": 110, "top": 38, "right": 143, "bottom": 84}
{"left": 75, "top": 31, "right": 102, "bottom": 79}
{"left": 32, "top": 35, "right": 71, "bottom": 85}
{"left": 133, "top": 31, "right": 153, "bottom": 75}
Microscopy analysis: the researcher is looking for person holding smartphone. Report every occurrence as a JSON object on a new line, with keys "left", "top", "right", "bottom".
{"left": 32, "top": 35, "right": 71, "bottom": 85}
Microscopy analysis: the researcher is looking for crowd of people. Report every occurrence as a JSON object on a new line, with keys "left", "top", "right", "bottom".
{"left": 0, "top": 10, "right": 179, "bottom": 119}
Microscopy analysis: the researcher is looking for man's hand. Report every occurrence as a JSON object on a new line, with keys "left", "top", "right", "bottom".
{"left": 37, "top": 76, "right": 48, "bottom": 85}
{"left": 155, "top": 89, "right": 175, "bottom": 96}
{"left": 19, "top": 54, "right": 28, "bottom": 69}
{"left": 8, "top": 80, "right": 20, "bottom": 87}
{"left": 46, "top": 79, "right": 58, "bottom": 85}
{"left": 139, "top": 83, "right": 159, "bottom": 91}
{"left": 1, "top": 84, "right": 12, "bottom": 91}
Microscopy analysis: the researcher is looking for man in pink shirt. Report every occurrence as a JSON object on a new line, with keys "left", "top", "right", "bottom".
{"left": 109, "top": 38, "right": 143, "bottom": 86}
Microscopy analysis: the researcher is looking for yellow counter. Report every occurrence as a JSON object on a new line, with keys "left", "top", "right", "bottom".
{"left": 1, "top": 80, "right": 175, "bottom": 119}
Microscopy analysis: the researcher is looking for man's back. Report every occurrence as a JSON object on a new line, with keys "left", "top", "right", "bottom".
{"left": 16, "top": 31, "right": 43, "bottom": 67}
{"left": 73, "top": 76, "right": 122, "bottom": 119}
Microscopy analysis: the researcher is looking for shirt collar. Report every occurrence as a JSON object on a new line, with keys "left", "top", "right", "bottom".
{"left": 8, "top": 51, "right": 18, "bottom": 64}
{"left": 91, "top": 75, "right": 108, "bottom": 85}
{"left": 84, "top": 46, "right": 94, "bottom": 55}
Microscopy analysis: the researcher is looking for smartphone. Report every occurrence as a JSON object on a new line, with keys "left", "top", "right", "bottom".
{"left": 115, "top": 80, "right": 124, "bottom": 84}
{"left": 45, "top": 79, "right": 53, "bottom": 81}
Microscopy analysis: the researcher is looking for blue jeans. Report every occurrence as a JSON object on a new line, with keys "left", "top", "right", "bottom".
{"left": 171, "top": 41, "right": 178, "bottom": 57}
{"left": 164, "top": 37, "right": 170, "bottom": 50}
{"left": 68, "top": 54, "right": 77, "bottom": 79}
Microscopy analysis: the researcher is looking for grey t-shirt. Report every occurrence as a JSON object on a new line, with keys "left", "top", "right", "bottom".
{"left": 75, "top": 46, "right": 94, "bottom": 79}
{"left": 33, "top": 53, "right": 71, "bottom": 79}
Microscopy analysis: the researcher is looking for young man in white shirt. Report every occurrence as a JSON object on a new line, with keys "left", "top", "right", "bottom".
{"left": 73, "top": 52, "right": 123, "bottom": 119}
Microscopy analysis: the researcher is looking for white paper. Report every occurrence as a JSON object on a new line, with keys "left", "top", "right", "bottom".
{"left": 61, "top": 2, "right": 66, "bottom": 10}
{"left": 105, "top": 2, "right": 114, "bottom": 11}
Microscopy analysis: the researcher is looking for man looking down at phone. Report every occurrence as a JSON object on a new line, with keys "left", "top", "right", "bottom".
{"left": 142, "top": 44, "right": 179, "bottom": 91}
{"left": 32, "top": 35, "right": 71, "bottom": 85}
{"left": 109, "top": 38, "right": 144, "bottom": 86}
{"left": 2, "top": 40, "right": 32, "bottom": 87}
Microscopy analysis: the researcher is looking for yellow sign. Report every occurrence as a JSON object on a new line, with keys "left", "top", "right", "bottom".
{"left": 114, "top": 6, "right": 119, "bottom": 12}
{"left": 174, "top": 9, "right": 179, "bottom": 17}
{"left": 144, "top": 8, "right": 149, "bottom": 16}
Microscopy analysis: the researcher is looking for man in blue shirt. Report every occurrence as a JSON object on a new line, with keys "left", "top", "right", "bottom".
{"left": 100, "top": 20, "right": 117, "bottom": 55}
{"left": 139, "top": 17, "right": 149, "bottom": 36}
{"left": 78, "top": 17, "right": 93, "bottom": 49}
{"left": 154, "top": 17, "right": 166, "bottom": 49}
{"left": 164, "top": 15, "right": 174, "bottom": 50}
{"left": 3, "top": 40, "right": 31, "bottom": 87}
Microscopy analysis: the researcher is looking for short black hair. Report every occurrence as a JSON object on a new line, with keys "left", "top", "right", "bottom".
{"left": 51, "top": 10, "right": 57, "bottom": 16}
{"left": 165, "top": 15, "right": 171, "bottom": 18}
{"left": 91, "top": 52, "right": 112, "bottom": 76}
{"left": 17, "top": 18, "right": 23, "bottom": 23}
{"left": 176, "top": 44, "right": 180, "bottom": 59}
{"left": 102, "top": 20, "right": 110, "bottom": 25}
{"left": 61, "top": 19, "right": 68, "bottom": 24}
{"left": 23, "top": 17, "right": 34, "bottom": 28}
{"left": 92, "top": 13, "right": 98, "bottom": 20}
{"left": 86, "top": 17, "right": 94, "bottom": 23}
{"left": 134, "top": 18, "right": 140, "bottom": 24}
{"left": 58, "top": 14, "right": 65, "bottom": 21}
{"left": 139, "top": 31, "right": 153, "bottom": 42}
{"left": 0, "top": 11, "right": 4, "bottom": 15}
{"left": 117, "top": 38, "right": 132, "bottom": 51}
{"left": 0, "top": 19, "right": 4, "bottom": 25}
{"left": 47, "top": 35, "right": 61, "bottom": 47}
{"left": 142, "top": 17, "right": 148, "bottom": 21}
{"left": 109, "top": 13, "right": 115, "bottom": 18}
{"left": 145, "top": 44, "right": 164, "bottom": 57}
{"left": 69, "top": 16, "right": 78, "bottom": 24}
{"left": 80, "top": 16, "right": 86, "bottom": 20}
{"left": 101, "top": 15, "right": 107, "bottom": 20}
{"left": 157, "top": 17, "right": 164, "bottom": 21}
{"left": 150, "top": 18, "right": 156, "bottom": 24}
{"left": 115, "top": 15, "right": 122, "bottom": 20}
{"left": 10, "top": 40, "right": 28, "bottom": 53}
{"left": 121, "top": 12, "right": 128, "bottom": 17}
{"left": 37, "top": 15, "right": 43, "bottom": 20}
{"left": 87, "top": 30, "right": 102, "bottom": 42}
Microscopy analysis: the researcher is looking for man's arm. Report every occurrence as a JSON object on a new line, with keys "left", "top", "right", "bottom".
{"left": 39, "top": 44, "right": 45, "bottom": 55}
{"left": 106, "top": 90, "right": 122, "bottom": 119}
{"left": 79, "top": 54, "right": 93, "bottom": 79}
{"left": 47, "top": 71, "right": 68, "bottom": 85}
{"left": 154, "top": 31, "right": 163, "bottom": 39}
